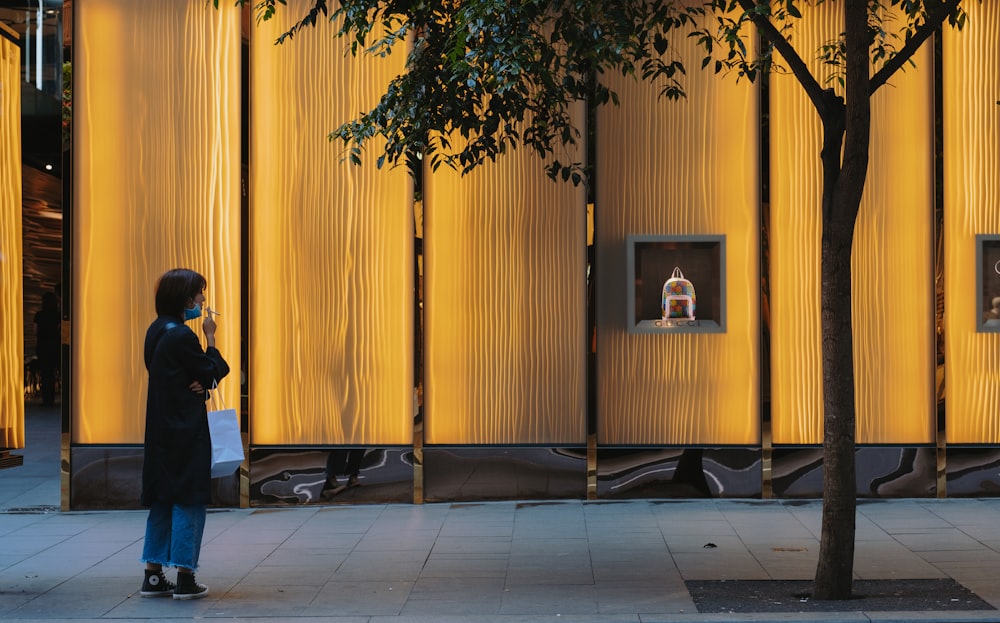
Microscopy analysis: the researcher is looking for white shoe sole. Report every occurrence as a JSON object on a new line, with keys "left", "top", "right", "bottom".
{"left": 173, "top": 588, "right": 208, "bottom": 600}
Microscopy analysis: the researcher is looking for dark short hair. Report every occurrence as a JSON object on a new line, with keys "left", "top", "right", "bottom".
{"left": 155, "top": 268, "right": 207, "bottom": 318}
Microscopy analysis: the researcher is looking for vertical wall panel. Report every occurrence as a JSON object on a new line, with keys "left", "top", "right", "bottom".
{"left": 74, "top": 0, "right": 241, "bottom": 443}
{"left": 595, "top": 30, "right": 760, "bottom": 445}
{"left": 424, "top": 128, "right": 587, "bottom": 445}
{"left": 0, "top": 26, "right": 23, "bottom": 449}
{"left": 250, "top": 1, "right": 413, "bottom": 445}
{"left": 853, "top": 67, "right": 935, "bottom": 443}
{"left": 770, "top": 4, "right": 935, "bottom": 444}
{"left": 944, "top": 3, "right": 1000, "bottom": 443}
{"left": 768, "top": 7, "right": 834, "bottom": 444}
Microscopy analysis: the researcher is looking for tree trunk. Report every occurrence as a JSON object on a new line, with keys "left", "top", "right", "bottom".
{"left": 812, "top": 219, "right": 858, "bottom": 599}
{"left": 812, "top": 0, "right": 871, "bottom": 600}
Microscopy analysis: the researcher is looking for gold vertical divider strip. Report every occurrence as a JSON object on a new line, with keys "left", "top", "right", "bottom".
{"left": 770, "top": 3, "right": 934, "bottom": 446}
{"left": 414, "top": 197, "right": 424, "bottom": 503}
{"left": 413, "top": 388, "right": 423, "bottom": 504}
{"left": 933, "top": 32, "right": 946, "bottom": 499}
{"left": 60, "top": 9, "right": 71, "bottom": 510}
{"left": 587, "top": 201, "right": 597, "bottom": 500}
{"left": 61, "top": 429, "right": 70, "bottom": 510}
{"left": 937, "top": 426, "right": 946, "bottom": 498}
{"left": 249, "top": 0, "right": 412, "bottom": 446}
{"left": 73, "top": 0, "right": 241, "bottom": 443}
{"left": 594, "top": 20, "right": 760, "bottom": 445}
{"left": 587, "top": 431, "right": 597, "bottom": 500}
{"left": 761, "top": 419, "right": 773, "bottom": 499}
{"left": 0, "top": 25, "right": 24, "bottom": 453}
{"left": 423, "top": 110, "right": 587, "bottom": 446}
{"left": 943, "top": 3, "right": 1000, "bottom": 444}
{"left": 239, "top": 4, "right": 250, "bottom": 510}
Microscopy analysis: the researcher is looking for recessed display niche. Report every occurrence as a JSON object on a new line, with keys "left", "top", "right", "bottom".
{"left": 626, "top": 235, "right": 725, "bottom": 334}
{"left": 977, "top": 234, "right": 1000, "bottom": 333}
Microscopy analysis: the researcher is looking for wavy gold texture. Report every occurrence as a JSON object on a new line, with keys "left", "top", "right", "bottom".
{"left": 423, "top": 121, "right": 588, "bottom": 445}
{"left": 770, "top": 3, "right": 934, "bottom": 444}
{"left": 944, "top": 3, "right": 1000, "bottom": 444}
{"left": 0, "top": 28, "right": 23, "bottom": 449}
{"left": 73, "top": 0, "right": 241, "bottom": 443}
{"left": 595, "top": 26, "right": 760, "bottom": 445}
{"left": 250, "top": 0, "right": 413, "bottom": 445}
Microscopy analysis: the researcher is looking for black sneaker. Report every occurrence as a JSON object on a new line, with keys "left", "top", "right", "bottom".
{"left": 140, "top": 569, "right": 175, "bottom": 597}
{"left": 322, "top": 483, "right": 347, "bottom": 499}
{"left": 173, "top": 571, "right": 209, "bottom": 600}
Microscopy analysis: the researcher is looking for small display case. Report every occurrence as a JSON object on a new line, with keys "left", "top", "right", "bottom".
{"left": 626, "top": 234, "right": 725, "bottom": 334}
{"left": 977, "top": 235, "right": 1000, "bottom": 333}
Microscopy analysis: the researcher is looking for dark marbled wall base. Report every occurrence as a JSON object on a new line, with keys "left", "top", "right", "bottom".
{"left": 946, "top": 448, "right": 1000, "bottom": 497}
{"left": 422, "top": 448, "right": 587, "bottom": 501}
{"left": 70, "top": 447, "right": 240, "bottom": 509}
{"left": 66, "top": 445, "right": 1000, "bottom": 508}
{"left": 772, "top": 447, "right": 938, "bottom": 498}
{"left": 248, "top": 448, "right": 414, "bottom": 506}
{"left": 597, "top": 448, "right": 761, "bottom": 498}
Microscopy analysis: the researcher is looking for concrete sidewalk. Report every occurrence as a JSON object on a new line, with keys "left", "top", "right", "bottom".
{"left": 2, "top": 405, "right": 1000, "bottom": 622}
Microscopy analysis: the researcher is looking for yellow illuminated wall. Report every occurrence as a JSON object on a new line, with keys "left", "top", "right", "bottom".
{"left": 770, "top": 4, "right": 934, "bottom": 444}
{"left": 944, "top": 2, "right": 1000, "bottom": 443}
{"left": 250, "top": 1, "right": 413, "bottom": 445}
{"left": 74, "top": 0, "right": 241, "bottom": 443}
{"left": 0, "top": 25, "right": 23, "bottom": 449}
{"left": 423, "top": 130, "right": 587, "bottom": 444}
{"left": 595, "top": 34, "right": 760, "bottom": 445}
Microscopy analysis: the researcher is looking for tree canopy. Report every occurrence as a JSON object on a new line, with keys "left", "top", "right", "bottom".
{"left": 240, "top": 0, "right": 966, "bottom": 184}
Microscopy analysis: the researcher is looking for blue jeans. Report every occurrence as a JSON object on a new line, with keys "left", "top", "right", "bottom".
{"left": 141, "top": 502, "right": 207, "bottom": 570}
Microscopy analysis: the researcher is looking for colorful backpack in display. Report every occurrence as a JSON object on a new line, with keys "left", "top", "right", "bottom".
{"left": 662, "top": 267, "right": 696, "bottom": 320}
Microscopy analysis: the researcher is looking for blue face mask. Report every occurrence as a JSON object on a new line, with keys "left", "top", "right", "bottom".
{"left": 183, "top": 304, "right": 202, "bottom": 321}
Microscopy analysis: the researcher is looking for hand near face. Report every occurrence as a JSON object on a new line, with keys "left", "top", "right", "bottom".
{"left": 203, "top": 306, "right": 217, "bottom": 336}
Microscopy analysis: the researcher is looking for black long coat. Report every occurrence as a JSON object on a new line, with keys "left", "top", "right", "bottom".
{"left": 141, "top": 316, "right": 230, "bottom": 506}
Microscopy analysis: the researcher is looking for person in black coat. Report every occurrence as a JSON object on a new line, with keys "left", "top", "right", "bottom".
{"left": 139, "top": 268, "right": 229, "bottom": 600}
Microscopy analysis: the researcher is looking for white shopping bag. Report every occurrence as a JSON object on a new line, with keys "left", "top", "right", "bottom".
{"left": 207, "top": 383, "right": 244, "bottom": 478}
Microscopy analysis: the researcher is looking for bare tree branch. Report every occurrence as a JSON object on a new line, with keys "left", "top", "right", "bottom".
{"left": 735, "top": 0, "right": 827, "bottom": 115}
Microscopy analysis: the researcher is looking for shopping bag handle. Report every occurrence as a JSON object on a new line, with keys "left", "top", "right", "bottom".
{"left": 207, "top": 379, "right": 225, "bottom": 411}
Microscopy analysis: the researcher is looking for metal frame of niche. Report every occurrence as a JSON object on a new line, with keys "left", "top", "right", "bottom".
{"left": 624, "top": 234, "right": 727, "bottom": 335}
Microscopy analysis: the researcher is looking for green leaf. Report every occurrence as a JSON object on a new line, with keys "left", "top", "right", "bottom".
{"left": 653, "top": 33, "right": 669, "bottom": 56}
